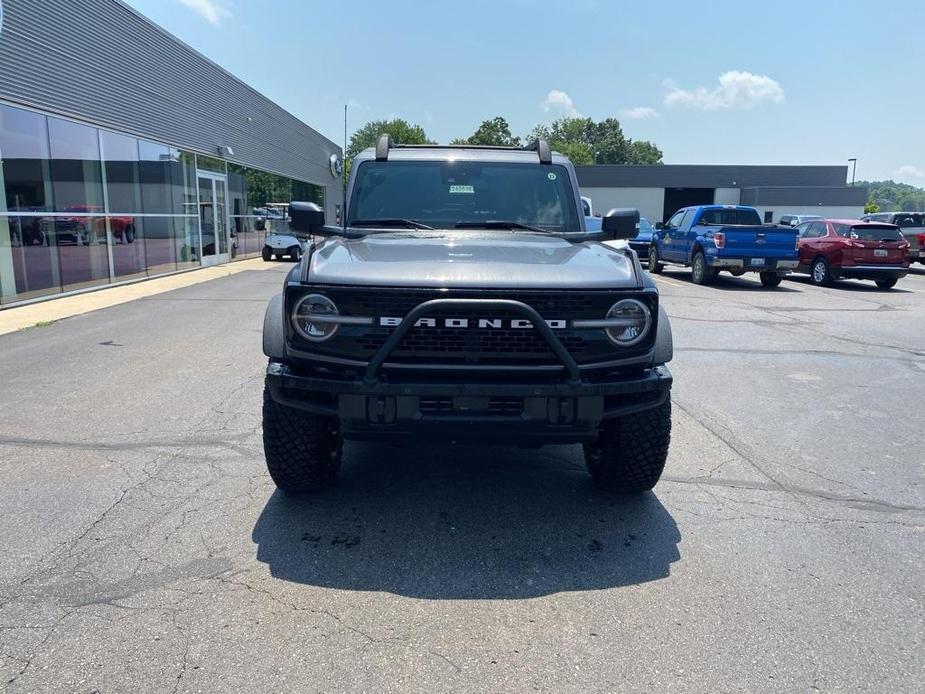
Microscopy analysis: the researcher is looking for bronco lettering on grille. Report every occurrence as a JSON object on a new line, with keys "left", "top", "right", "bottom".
{"left": 379, "top": 317, "right": 567, "bottom": 329}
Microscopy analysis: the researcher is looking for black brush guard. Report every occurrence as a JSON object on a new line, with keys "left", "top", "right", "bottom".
{"left": 267, "top": 298, "right": 671, "bottom": 441}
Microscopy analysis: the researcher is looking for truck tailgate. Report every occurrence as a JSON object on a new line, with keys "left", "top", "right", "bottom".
{"left": 720, "top": 226, "right": 797, "bottom": 259}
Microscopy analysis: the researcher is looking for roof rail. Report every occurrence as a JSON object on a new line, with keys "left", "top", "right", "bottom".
{"left": 372, "top": 134, "right": 553, "bottom": 164}
{"left": 376, "top": 133, "right": 394, "bottom": 161}
{"left": 524, "top": 138, "right": 552, "bottom": 165}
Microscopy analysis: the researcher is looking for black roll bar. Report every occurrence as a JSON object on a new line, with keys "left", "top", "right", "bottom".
{"left": 362, "top": 298, "right": 581, "bottom": 385}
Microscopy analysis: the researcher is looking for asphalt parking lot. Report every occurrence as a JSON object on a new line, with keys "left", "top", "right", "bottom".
{"left": 0, "top": 264, "right": 922, "bottom": 693}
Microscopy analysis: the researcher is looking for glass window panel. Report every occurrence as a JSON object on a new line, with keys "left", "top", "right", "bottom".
{"left": 57, "top": 220, "right": 110, "bottom": 291}
{"left": 0, "top": 105, "right": 52, "bottom": 213}
{"left": 109, "top": 215, "right": 145, "bottom": 280}
{"left": 3, "top": 214, "right": 62, "bottom": 300}
{"left": 196, "top": 154, "right": 226, "bottom": 174}
{"left": 101, "top": 130, "right": 141, "bottom": 214}
{"left": 47, "top": 117, "right": 103, "bottom": 213}
{"left": 138, "top": 140, "right": 173, "bottom": 214}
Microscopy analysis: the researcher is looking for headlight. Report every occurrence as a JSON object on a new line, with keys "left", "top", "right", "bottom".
{"left": 291, "top": 293, "right": 339, "bottom": 342}
{"left": 603, "top": 299, "right": 651, "bottom": 346}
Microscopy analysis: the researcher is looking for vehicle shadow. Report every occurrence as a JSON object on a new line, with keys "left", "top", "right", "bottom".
{"left": 252, "top": 443, "right": 681, "bottom": 599}
{"left": 660, "top": 269, "right": 802, "bottom": 292}
{"left": 784, "top": 274, "right": 916, "bottom": 293}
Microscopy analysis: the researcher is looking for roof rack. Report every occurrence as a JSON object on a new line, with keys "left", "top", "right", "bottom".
{"left": 373, "top": 134, "right": 552, "bottom": 164}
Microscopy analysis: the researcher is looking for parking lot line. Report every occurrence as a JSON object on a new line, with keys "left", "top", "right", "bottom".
{"left": 654, "top": 275, "right": 685, "bottom": 288}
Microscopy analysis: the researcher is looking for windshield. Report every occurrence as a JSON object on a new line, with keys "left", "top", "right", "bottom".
{"left": 893, "top": 213, "right": 923, "bottom": 228}
{"left": 349, "top": 160, "right": 581, "bottom": 232}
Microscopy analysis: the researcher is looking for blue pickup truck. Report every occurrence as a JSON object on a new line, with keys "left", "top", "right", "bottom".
{"left": 648, "top": 205, "right": 799, "bottom": 287}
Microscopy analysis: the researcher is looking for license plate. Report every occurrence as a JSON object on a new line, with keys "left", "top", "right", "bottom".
{"left": 874, "top": 249, "right": 888, "bottom": 257}
{"left": 750, "top": 258, "right": 766, "bottom": 267}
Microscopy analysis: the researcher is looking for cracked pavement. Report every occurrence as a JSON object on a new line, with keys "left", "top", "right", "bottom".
{"left": 0, "top": 264, "right": 922, "bottom": 693}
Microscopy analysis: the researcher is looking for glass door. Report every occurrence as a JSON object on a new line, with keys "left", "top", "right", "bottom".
{"left": 197, "top": 172, "right": 229, "bottom": 266}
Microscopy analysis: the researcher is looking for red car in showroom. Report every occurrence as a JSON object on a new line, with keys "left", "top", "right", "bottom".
{"left": 793, "top": 219, "right": 909, "bottom": 289}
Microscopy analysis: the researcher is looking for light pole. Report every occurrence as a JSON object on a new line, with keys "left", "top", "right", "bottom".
{"left": 848, "top": 158, "right": 857, "bottom": 186}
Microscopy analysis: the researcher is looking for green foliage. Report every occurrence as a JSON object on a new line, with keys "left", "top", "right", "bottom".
{"left": 345, "top": 113, "right": 663, "bottom": 176}
{"left": 346, "top": 118, "right": 433, "bottom": 160}
{"left": 527, "top": 116, "right": 662, "bottom": 165}
{"left": 860, "top": 180, "right": 925, "bottom": 212}
{"left": 458, "top": 117, "right": 521, "bottom": 147}
{"left": 244, "top": 169, "right": 295, "bottom": 208}
{"left": 864, "top": 200, "right": 880, "bottom": 214}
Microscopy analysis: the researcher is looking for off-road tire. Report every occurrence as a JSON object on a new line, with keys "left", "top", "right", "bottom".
{"left": 811, "top": 257, "right": 833, "bottom": 286}
{"left": 288, "top": 245, "right": 301, "bottom": 262}
{"left": 262, "top": 386, "right": 342, "bottom": 492}
{"left": 648, "top": 245, "right": 664, "bottom": 274}
{"left": 261, "top": 246, "right": 273, "bottom": 262}
{"left": 691, "top": 251, "right": 714, "bottom": 285}
{"left": 875, "top": 278, "right": 897, "bottom": 289}
{"left": 759, "top": 271, "right": 782, "bottom": 287}
{"left": 583, "top": 400, "right": 672, "bottom": 493}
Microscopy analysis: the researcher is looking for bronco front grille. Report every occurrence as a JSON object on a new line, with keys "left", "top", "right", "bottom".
{"left": 290, "top": 286, "right": 656, "bottom": 368}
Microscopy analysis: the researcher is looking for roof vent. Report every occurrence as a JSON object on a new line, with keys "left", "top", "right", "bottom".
{"left": 375, "top": 134, "right": 395, "bottom": 161}
{"left": 524, "top": 138, "right": 552, "bottom": 165}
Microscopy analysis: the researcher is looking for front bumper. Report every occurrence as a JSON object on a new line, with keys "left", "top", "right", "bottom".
{"left": 266, "top": 362, "right": 672, "bottom": 444}
{"left": 628, "top": 240, "right": 650, "bottom": 258}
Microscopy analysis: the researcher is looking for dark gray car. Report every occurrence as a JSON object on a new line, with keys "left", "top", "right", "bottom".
{"left": 261, "top": 137, "right": 674, "bottom": 493}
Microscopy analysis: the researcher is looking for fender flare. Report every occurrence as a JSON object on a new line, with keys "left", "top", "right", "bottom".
{"left": 653, "top": 304, "right": 673, "bottom": 364}
{"left": 262, "top": 293, "right": 286, "bottom": 360}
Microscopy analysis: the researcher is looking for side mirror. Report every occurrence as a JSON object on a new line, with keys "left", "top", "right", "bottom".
{"left": 601, "top": 208, "right": 640, "bottom": 240}
{"left": 655, "top": 222, "right": 666, "bottom": 230}
{"left": 289, "top": 201, "right": 325, "bottom": 234}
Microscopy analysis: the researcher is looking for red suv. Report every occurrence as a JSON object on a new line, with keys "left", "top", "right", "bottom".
{"left": 793, "top": 219, "right": 910, "bottom": 289}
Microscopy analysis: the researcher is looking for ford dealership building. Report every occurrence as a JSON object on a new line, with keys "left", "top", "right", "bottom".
{"left": 0, "top": 0, "right": 342, "bottom": 306}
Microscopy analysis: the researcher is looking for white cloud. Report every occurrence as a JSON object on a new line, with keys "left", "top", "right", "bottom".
{"left": 620, "top": 106, "right": 660, "bottom": 120}
{"left": 541, "top": 89, "right": 580, "bottom": 117}
{"left": 176, "top": 0, "right": 232, "bottom": 26}
{"left": 664, "top": 71, "right": 785, "bottom": 110}
{"left": 894, "top": 164, "right": 925, "bottom": 181}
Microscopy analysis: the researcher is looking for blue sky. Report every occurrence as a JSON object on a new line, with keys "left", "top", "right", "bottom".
{"left": 124, "top": 0, "right": 925, "bottom": 184}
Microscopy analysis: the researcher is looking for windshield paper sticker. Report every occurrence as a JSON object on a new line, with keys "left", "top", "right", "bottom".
{"left": 449, "top": 185, "right": 475, "bottom": 194}
{"left": 547, "top": 172, "right": 557, "bottom": 181}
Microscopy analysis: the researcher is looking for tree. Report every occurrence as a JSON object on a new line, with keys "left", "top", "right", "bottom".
{"left": 858, "top": 180, "right": 925, "bottom": 212}
{"left": 526, "top": 116, "right": 662, "bottom": 165}
{"left": 626, "top": 140, "right": 664, "bottom": 165}
{"left": 458, "top": 117, "right": 521, "bottom": 147}
{"left": 864, "top": 200, "right": 880, "bottom": 214}
{"left": 346, "top": 118, "right": 432, "bottom": 160}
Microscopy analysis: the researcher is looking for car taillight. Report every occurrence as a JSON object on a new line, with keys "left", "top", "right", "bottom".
{"left": 713, "top": 231, "right": 725, "bottom": 249}
{"left": 795, "top": 235, "right": 800, "bottom": 250}
{"left": 917, "top": 233, "right": 925, "bottom": 246}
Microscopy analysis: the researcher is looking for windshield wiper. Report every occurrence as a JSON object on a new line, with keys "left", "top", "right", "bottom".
{"left": 455, "top": 220, "right": 549, "bottom": 233}
{"left": 350, "top": 218, "right": 434, "bottom": 230}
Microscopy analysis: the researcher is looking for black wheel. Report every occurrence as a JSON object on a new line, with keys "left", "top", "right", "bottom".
{"left": 261, "top": 246, "right": 273, "bottom": 262}
{"left": 875, "top": 278, "right": 897, "bottom": 289}
{"left": 124, "top": 225, "right": 135, "bottom": 244}
{"left": 691, "top": 251, "right": 714, "bottom": 285}
{"left": 759, "top": 271, "right": 782, "bottom": 287}
{"left": 729, "top": 268, "right": 746, "bottom": 277}
{"left": 262, "top": 385, "right": 342, "bottom": 492}
{"left": 288, "top": 245, "right": 301, "bottom": 262}
{"left": 811, "top": 257, "right": 833, "bottom": 286}
{"left": 584, "top": 401, "right": 672, "bottom": 493}
{"left": 648, "top": 245, "right": 664, "bottom": 274}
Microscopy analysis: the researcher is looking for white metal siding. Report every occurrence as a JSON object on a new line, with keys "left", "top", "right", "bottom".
{"left": 580, "top": 187, "right": 665, "bottom": 224}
